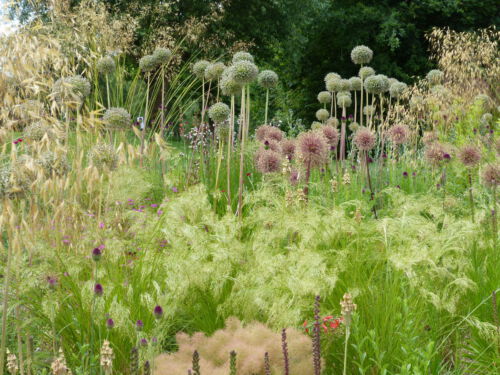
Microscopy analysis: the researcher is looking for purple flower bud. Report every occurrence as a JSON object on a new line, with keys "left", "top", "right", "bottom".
{"left": 136, "top": 320, "right": 144, "bottom": 331}
{"left": 367, "top": 157, "right": 373, "bottom": 163}
{"left": 106, "top": 318, "right": 115, "bottom": 329}
{"left": 140, "top": 338, "right": 148, "bottom": 347}
{"left": 403, "top": 171, "right": 408, "bottom": 177}
{"left": 171, "top": 187, "right": 178, "bottom": 193}
{"left": 92, "top": 247, "right": 102, "bottom": 261}
{"left": 473, "top": 128, "right": 477, "bottom": 134}
{"left": 47, "top": 276, "right": 58, "bottom": 290}
{"left": 154, "top": 305, "right": 163, "bottom": 319}
{"left": 412, "top": 172, "right": 416, "bottom": 177}
{"left": 341, "top": 116, "right": 347, "bottom": 121}
{"left": 152, "top": 337, "right": 158, "bottom": 345}
{"left": 94, "top": 283, "right": 104, "bottom": 297}
{"left": 443, "top": 153, "right": 451, "bottom": 160}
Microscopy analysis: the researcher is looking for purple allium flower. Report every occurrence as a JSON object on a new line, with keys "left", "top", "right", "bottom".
{"left": 321, "top": 125, "right": 339, "bottom": 146}
{"left": 396, "top": 185, "right": 401, "bottom": 189}
{"left": 482, "top": 164, "right": 499, "bottom": 188}
{"left": 436, "top": 183, "right": 441, "bottom": 189}
{"left": 106, "top": 318, "right": 115, "bottom": 329}
{"left": 388, "top": 124, "right": 410, "bottom": 145}
{"left": 353, "top": 128, "right": 376, "bottom": 151}
{"left": 473, "top": 128, "right": 477, "bottom": 134}
{"left": 136, "top": 320, "right": 144, "bottom": 331}
{"left": 157, "top": 210, "right": 163, "bottom": 216}
{"left": 348, "top": 114, "right": 354, "bottom": 120}
{"left": 94, "top": 283, "right": 104, "bottom": 297}
{"left": 150, "top": 204, "right": 158, "bottom": 208}
{"left": 152, "top": 337, "right": 158, "bottom": 345}
{"left": 458, "top": 145, "right": 481, "bottom": 167}
{"left": 99, "top": 222, "right": 105, "bottom": 229}
{"left": 443, "top": 153, "right": 451, "bottom": 160}
{"left": 367, "top": 157, "right": 373, "bottom": 163}
{"left": 281, "top": 139, "right": 296, "bottom": 161}
{"left": 403, "top": 171, "right": 408, "bottom": 177}
{"left": 289, "top": 169, "right": 300, "bottom": 185}
{"left": 341, "top": 116, "right": 347, "bottom": 122}
{"left": 256, "top": 149, "right": 282, "bottom": 173}
{"left": 92, "top": 247, "right": 102, "bottom": 262}
{"left": 412, "top": 172, "right": 416, "bottom": 177}
{"left": 47, "top": 276, "right": 58, "bottom": 289}
{"left": 140, "top": 338, "right": 148, "bottom": 347}
{"left": 297, "top": 131, "right": 329, "bottom": 167}
{"left": 154, "top": 305, "right": 163, "bottom": 319}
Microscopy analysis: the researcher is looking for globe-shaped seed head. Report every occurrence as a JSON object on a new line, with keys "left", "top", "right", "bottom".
{"left": 36, "top": 151, "right": 69, "bottom": 177}
{"left": 376, "top": 74, "right": 390, "bottom": 93}
{"left": 205, "top": 62, "right": 226, "bottom": 81}
{"left": 208, "top": 102, "right": 230, "bottom": 123}
{"left": 349, "top": 77, "right": 362, "bottom": 91}
{"left": 153, "top": 47, "right": 172, "bottom": 65}
{"left": 89, "top": 143, "right": 119, "bottom": 170}
{"left": 311, "top": 121, "right": 323, "bottom": 130}
{"left": 97, "top": 56, "right": 116, "bottom": 75}
{"left": 316, "top": 108, "right": 330, "bottom": 121}
{"left": 337, "top": 94, "right": 352, "bottom": 108}
{"left": 139, "top": 55, "right": 158, "bottom": 73}
{"left": 363, "top": 105, "right": 375, "bottom": 116}
{"left": 324, "top": 72, "right": 341, "bottom": 83}
{"left": 103, "top": 107, "right": 132, "bottom": 130}
{"left": 297, "top": 130, "right": 329, "bottom": 167}
{"left": 220, "top": 72, "right": 242, "bottom": 96}
{"left": 256, "top": 149, "right": 282, "bottom": 173}
{"left": 458, "top": 145, "right": 481, "bottom": 167}
{"left": 389, "top": 82, "right": 407, "bottom": 98}
{"left": 192, "top": 60, "right": 210, "bottom": 79}
{"left": 388, "top": 124, "right": 409, "bottom": 144}
{"left": 338, "top": 79, "right": 352, "bottom": 92}
{"left": 322, "top": 125, "right": 339, "bottom": 146}
{"left": 349, "top": 122, "right": 359, "bottom": 132}
{"left": 23, "top": 122, "right": 55, "bottom": 141}
{"left": 426, "top": 69, "right": 444, "bottom": 86}
{"left": 258, "top": 70, "right": 278, "bottom": 89}
{"left": 317, "top": 91, "right": 332, "bottom": 104}
{"left": 364, "top": 75, "right": 384, "bottom": 94}
{"left": 231, "top": 61, "right": 259, "bottom": 85}
{"left": 354, "top": 127, "right": 376, "bottom": 151}
{"left": 326, "top": 117, "right": 339, "bottom": 128}
{"left": 232, "top": 51, "right": 254, "bottom": 63}
{"left": 358, "top": 66, "right": 375, "bottom": 80}
{"left": 482, "top": 164, "right": 499, "bottom": 188}
{"left": 351, "top": 45, "right": 373, "bottom": 65}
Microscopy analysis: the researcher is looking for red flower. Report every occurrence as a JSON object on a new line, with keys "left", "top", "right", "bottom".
{"left": 322, "top": 323, "right": 328, "bottom": 333}
{"left": 323, "top": 315, "right": 334, "bottom": 321}
{"left": 246, "top": 172, "right": 251, "bottom": 176}
{"left": 330, "top": 319, "right": 341, "bottom": 329}
{"left": 302, "top": 320, "right": 309, "bottom": 333}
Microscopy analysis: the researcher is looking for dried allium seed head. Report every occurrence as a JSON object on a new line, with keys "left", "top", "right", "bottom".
{"left": 281, "top": 139, "right": 296, "bottom": 160}
{"left": 205, "top": 62, "right": 226, "bottom": 81}
{"left": 321, "top": 125, "right": 339, "bottom": 146}
{"left": 262, "top": 139, "right": 281, "bottom": 153}
{"left": 231, "top": 60, "right": 259, "bottom": 85}
{"left": 354, "top": 128, "right": 376, "bottom": 151}
{"left": 37, "top": 151, "right": 70, "bottom": 176}
{"left": 426, "top": 69, "right": 444, "bottom": 86}
{"left": 389, "top": 82, "right": 407, "bottom": 99}
{"left": 350, "top": 45, "right": 373, "bottom": 65}
{"left": 349, "top": 77, "right": 362, "bottom": 91}
{"left": 103, "top": 107, "right": 132, "bottom": 130}
{"left": 363, "top": 105, "right": 375, "bottom": 116}
{"left": 97, "top": 56, "right": 116, "bottom": 75}
{"left": 482, "top": 164, "right": 499, "bottom": 188}
{"left": 317, "top": 91, "right": 332, "bottom": 104}
{"left": 424, "top": 142, "right": 449, "bottom": 166}
{"left": 315, "top": 109, "right": 329, "bottom": 122}
{"left": 52, "top": 75, "right": 91, "bottom": 104}
{"left": 388, "top": 124, "right": 410, "bottom": 145}
{"left": 458, "top": 145, "right": 481, "bottom": 167}
{"left": 349, "top": 122, "right": 359, "bottom": 132}
{"left": 297, "top": 131, "right": 329, "bottom": 167}
{"left": 258, "top": 70, "right": 279, "bottom": 89}
{"left": 232, "top": 51, "right": 254, "bottom": 63}
{"left": 153, "top": 47, "right": 172, "bottom": 65}
{"left": 89, "top": 143, "right": 119, "bottom": 170}
{"left": 337, "top": 93, "right": 352, "bottom": 108}
{"left": 256, "top": 149, "right": 282, "bottom": 173}
{"left": 23, "top": 122, "right": 56, "bottom": 141}
{"left": 208, "top": 102, "right": 230, "bottom": 123}
{"left": 267, "top": 127, "right": 284, "bottom": 142}
{"left": 326, "top": 117, "right": 339, "bottom": 128}
{"left": 192, "top": 60, "right": 210, "bottom": 79}
{"left": 358, "top": 66, "right": 375, "bottom": 80}
{"left": 139, "top": 55, "right": 158, "bottom": 73}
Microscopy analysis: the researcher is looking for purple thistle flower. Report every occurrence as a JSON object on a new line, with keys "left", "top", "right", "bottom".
{"left": 92, "top": 247, "right": 102, "bottom": 262}
{"left": 94, "top": 283, "right": 104, "bottom": 297}
{"left": 136, "top": 320, "right": 144, "bottom": 331}
{"left": 154, "top": 305, "right": 163, "bottom": 319}
{"left": 106, "top": 318, "right": 115, "bottom": 329}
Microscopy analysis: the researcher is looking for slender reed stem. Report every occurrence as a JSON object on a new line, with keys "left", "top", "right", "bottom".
{"left": 227, "top": 95, "right": 235, "bottom": 209}
{"left": 365, "top": 151, "right": 378, "bottom": 219}
{"left": 237, "top": 86, "right": 246, "bottom": 217}
{"left": 340, "top": 106, "right": 347, "bottom": 162}
{"left": 468, "top": 171, "right": 475, "bottom": 222}
{"left": 140, "top": 74, "right": 150, "bottom": 167}
{"left": 343, "top": 326, "right": 350, "bottom": 375}
{"left": 0, "top": 230, "right": 13, "bottom": 375}
{"left": 106, "top": 75, "right": 110, "bottom": 108}
{"left": 16, "top": 305, "right": 25, "bottom": 375}
{"left": 161, "top": 66, "right": 165, "bottom": 138}
{"left": 354, "top": 91, "right": 357, "bottom": 123}
{"left": 264, "top": 89, "right": 269, "bottom": 125}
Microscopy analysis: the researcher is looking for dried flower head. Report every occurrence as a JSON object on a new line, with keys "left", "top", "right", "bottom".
{"left": 192, "top": 60, "right": 210, "bottom": 79}
{"left": 153, "top": 47, "right": 172, "bottom": 65}
{"left": 231, "top": 61, "right": 259, "bottom": 85}
{"left": 139, "top": 55, "right": 158, "bottom": 73}
{"left": 458, "top": 145, "right": 481, "bottom": 167}
{"left": 324, "top": 72, "right": 341, "bottom": 83}
{"left": 363, "top": 105, "right": 375, "bottom": 116}
{"left": 426, "top": 69, "right": 444, "bottom": 86}
{"left": 389, "top": 82, "right": 408, "bottom": 99}
{"left": 358, "top": 66, "right": 375, "bottom": 80}
{"left": 281, "top": 139, "right": 296, "bottom": 161}
{"left": 482, "top": 164, "right": 499, "bottom": 188}
{"left": 100, "top": 340, "right": 114, "bottom": 375}
{"left": 258, "top": 70, "right": 279, "bottom": 89}
{"left": 208, "top": 102, "right": 230, "bottom": 123}
{"left": 89, "top": 143, "right": 119, "bottom": 170}
{"left": 354, "top": 127, "right": 376, "bottom": 151}
{"left": 349, "top": 122, "right": 360, "bottom": 132}
{"left": 337, "top": 94, "right": 352, "bottom": 108}
{"left": 340, "top": 293, "right": 357, "bottom": 326}
{"left": 97, "top": 56, "right": 116, "bottom": 75}
{"left": 297, "top": 131, "right": 329, "bottom": 167}
{"left": 103, "top": 107, "right": 132, "bottom": 130}
{"left": 205, "top": 62, "right": 226, "bottom": 81}
{"left": 23, "top": 122, "right": 56, "bottom": 141}
{"left": 256, "top": 149, "right": 282, "bottom": 173}
{"left": 422, "top": 131, "right": 438, "bottom": 145}
{"left": 37, "top": 151, "right": 70, "bottom": 176}
{"left": 51, "top": 348, "right": 71, "bottom": 375}
{"left": 425, "top": 142, "right": 450, "bottom": 166}
{"left": 232, "top": 51, "right": 254, "bottom": 63}
{"left": 326, "top": 117, "right": 339, "bottom": 128}
{"left": 388, "top": 124, "right": 410, "bottom": 145}
{"left": 316, "top": 109, "right": 330, "bottom": 122}
{"left": 311, "top": 121, "right": 322, "bottom": 130}
{"left": 317, "top": 91, "right": 332, "bottom": 104}
{"left": 321, "top": 125, "right": 339, "bottom": 146}
{"left": 6, "top": 349, "right": 18, "bottom": 375}
{"left": 351, "top": 45, "right": 373, "bottom": 65}
{"left": 52, "top": 75, "right": 91, "bottom": 104}
{"left": 349, "top": 77, "right": 362, "bottom": 91}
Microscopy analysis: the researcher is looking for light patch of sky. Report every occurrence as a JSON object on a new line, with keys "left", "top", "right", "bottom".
{"left": 0, "top": 0, "right": 19, "bottom": 35}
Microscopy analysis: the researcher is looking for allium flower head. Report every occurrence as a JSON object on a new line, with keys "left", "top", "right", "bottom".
{"left": 388, "top": 124, "right": 410, "bottom": 145}
{"left": 376, "top": 74, "right": 390, "bottom": 93}
{"left": 97, "top": 56, "right": 116, "bottom": 75}
{"left": 192, "top": 60, "right": 210, "bottom": 79}
{"left": 106, "top": 318, "right": 115, "bottom": 329}
{"left": 103, "top": 107, "right": 132, "bottom": 130}
{"left": 153, "top": 47, "right": 172, "bottom": 65}
{"left": 208, "top": 102, "right": 230, "bottom": 123}
{"left": 136, "top": 320, "right": 144, "bottom": 331}
{"left": 337, "top": 79, "right": 352, "bottom": 92}
{"left": 337, "top": 94, "right": 352, "bottom": 108}
{"left": 317, "top": 91, "right": 332, "bottom": 104}
{"left": 389, "top": 82, "right": 407, "bottom": 98}
{"left": 205, "top": 62, "right": 226, "bottom": 81}
{"left": 220, "top": 67, "right": 242, "bottom": 96}
{"left": 52, "top": 75, "right": 91, "bottom": 104}
{"left": 364, "top": 75, "right": 384, "bottom": 94}
{"left": 266, "top": 127, "right": 284, "bottom": 142}
{"left": 258, "top": 70, "right": 278, "bottom": 89}
{"left": 316, "top": 108, "right": 329, "bottom": 121}
{"left": 325, "top": 77, "right": 340, "bottom": 92}
{"left": 36, "top": 151, "right": 69, "bottom": 177}
{"left": 262, "top": 139, "right": 281, "bottom": 152}
{"left": 280, "top": 139, "right": 296, "bottom": 161}
{"left": 482, "top": 164, "right": 499, "bottom": 188}
{"left": 139, "top": 55, "right": 158, "bottom": 73}
{"left": 255, "top": 125, "right": 273, "bottom": 142}
{"left": 89, "top": 143, "right": 119, "bottom": 170}
{"left": 231, "top": 60, "right": 259, "bottom": 85}
{"left": 154, "top": 305, "right": 164, "bottom": 319}
{"left": 351, "top": 45, "right": 373, "bottom": 65}
{"left": 232, "top": 51, "right": 254, "bottom": 63}
{"left": 94, "top": 283, "right": 104, "bottom": 297}
{"left": 311, "top": 121, "right": 322, "bottom": 130}
{"left": 297, "top": 131, "right": 329, "bottom": 167}
{"left": 321, "top": 125, "right": 339, "bottom": 146}
{"left": 326, "top": 117, "right": 339, "bottom": 128}
{"left": 354, "top": 127, "right": 376, "bottom": 151}
{"left": 324, "top": 72, "right": 340, "bottom": 83}
{"left": 458, "top": 145, "right": 481, "bottom": 167}
{"left": 23, "top": 122, "right": 56, "bottom": 141}
{"left": 425, "top": 142, "right": 450, "bottom": 166}
{"left": 92, "top": 247, "right": 102, "bottom": 261}
{"left": 358, "top": 66, "right": 375, "bottom": 80}
{"left": 426, "top": 69, "right": 444, "bottom": 86}
{"left": 256, "top": 149, "right": 282, "bottom": 173}
{"left": 349, "top": 77, "right": 362, "bottom": 91}
{"left": 349, "top": 122, "right": 359, "bottom": 132}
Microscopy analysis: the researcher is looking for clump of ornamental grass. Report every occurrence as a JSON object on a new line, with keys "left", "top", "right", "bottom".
{"left": 103, "top": 107, "right": 132, "bottom": 131}
{"left": 36, "top": 151, "right": 70, "bottom": 177}
{"left": 155, "top": 317, "right": 315, "bottom": 375}
{"left": 258, "top": 70, "right": 278, "bottom": 124}
{"left": 354, "top": 127, "right": 377, "bottom": 217}
{"left": 458, "top": 145, "right": 481, "bottom": 222}
{"left": 89, "top": 143, "right": 119, "bottom": 170}
{"left": 297, "top": 130, "right": 328, "bottom": 198}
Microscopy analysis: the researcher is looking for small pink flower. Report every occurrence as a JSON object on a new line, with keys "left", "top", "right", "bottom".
{"left": 99, "top": 222, "right": 105, "bottom": 229}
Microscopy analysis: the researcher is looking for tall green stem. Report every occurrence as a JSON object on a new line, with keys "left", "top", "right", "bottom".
{"left": 140, "top": 74, "right": 150, "bottom": 167}
{"left": 342, "top": 326, "right": 350, "bottom": 375}
{"left": 0, "top": 232, "right": 13, "bottom": 375}
{"left": 237, "top": 86, "right": 247, "bottom": 217}
{"left": 227, "top": 95, "right": 235, "bottom": 209}
{"left": 468, "top": 171, "right": 475, "bottom": 223}
{"left": 264, "top": 89, "right": 269, "bottom": 125}
{"left": 105, "top": 75, "right": 110, "bottom": 108}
